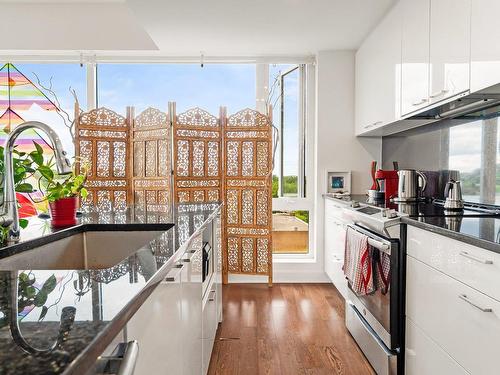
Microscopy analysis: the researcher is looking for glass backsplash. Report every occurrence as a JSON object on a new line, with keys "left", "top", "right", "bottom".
{"left": 382, "top": 116, "right": 500, "bottom": 205}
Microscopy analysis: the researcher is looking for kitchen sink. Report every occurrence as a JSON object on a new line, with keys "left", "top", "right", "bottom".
{"left": 0, "top": 229, "right": 170, "bottom": 270}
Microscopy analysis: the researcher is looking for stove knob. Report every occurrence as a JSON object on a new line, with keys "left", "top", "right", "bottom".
{"left": 387, "top": 209, "right": 398, "bottom": 219}
{"left": 351, "top": 201, "right": 360, "bottom": 208}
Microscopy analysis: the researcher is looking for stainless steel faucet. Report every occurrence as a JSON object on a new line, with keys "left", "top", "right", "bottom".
{"left": 1, "top": 121, "right": 72, "bottom": 242}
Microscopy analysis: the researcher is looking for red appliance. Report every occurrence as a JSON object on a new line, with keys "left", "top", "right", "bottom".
{"left": 375, "top": 170, "right": 399, "bottom": 201}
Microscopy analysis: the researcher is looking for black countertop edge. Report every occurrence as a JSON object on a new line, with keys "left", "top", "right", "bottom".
{"left": 63, "top": 203, "right": 223, "bottom": 375}
{"left": 0, "top": 222, "right": 173, "bottom": 260}
{"left": 402, "top": 217, "right": 500, "bottom": 254}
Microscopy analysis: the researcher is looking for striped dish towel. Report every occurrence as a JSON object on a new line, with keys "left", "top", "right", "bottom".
{"left": 343, "top": 227, "right": 375, "bottom": 296}
{"left": 374, "top": 248, "right": 391, "bottom": 295}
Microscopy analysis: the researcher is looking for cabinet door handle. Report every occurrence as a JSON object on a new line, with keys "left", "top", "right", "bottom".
{"left": 459, "top": 251, "right": 493, "bottom": 264}
{"left": 459, "top": 294, "right": 492, "bottom": 313}
{"left": 208, "top": 289, "right": 216, "bottom": 302}
{"left": 164, "top": 263, "right": 184, "bottom": 282}
{"left": 363, "top": 121, "right": 383, "bottom": 129}
{"left": 118, "top": 341, "right": 140, "bottom": 375}
{"left": 412, "top": 98, "right": 428, "bottom": 106}
{"left": 95, "top": 340, "right": 140, "bottom": 375}
{"left": 430, "top": 89, "right": 449, "bottom": 98}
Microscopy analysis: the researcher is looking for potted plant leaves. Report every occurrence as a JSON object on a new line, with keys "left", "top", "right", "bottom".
{"left": 35, "top": 155, "right": 88, "bottom": 228}
{"left": 0, "top": 145, "right": 37, "bottom": 243}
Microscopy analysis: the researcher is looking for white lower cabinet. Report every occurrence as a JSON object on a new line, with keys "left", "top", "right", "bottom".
{"left": 181, "top": 244, "right": 203, "bottom": 375}
{"left": 123, "top": 220, "right": 222, "bottom": 375}
{"left": 202, "top": 283, "right": 218, "bottom": 375}
{"left": 406, "top": 254, "right": 500, "bottom": 374}
{"left": 324, "top": 199, "right": 348, "bottom": 298}
{"left": 405, "top": 318, "right": 469, "bottom": 375}
{"left": 407, "top": 225, "right": 500, "bottom": 302}
{"left": 126, "top": 265, "right": 184, "bottom": 375}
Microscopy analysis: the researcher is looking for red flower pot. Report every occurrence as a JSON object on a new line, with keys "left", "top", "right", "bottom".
{"left": 49, "top": 197, "right": 78, "bottom": 227}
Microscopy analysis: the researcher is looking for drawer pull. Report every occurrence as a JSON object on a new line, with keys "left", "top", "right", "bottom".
{"left": 459, "top": 251, "right": 493, "bottom": 264}
{"left": 412, "top": 98, "right": 428, "bottom": 106}
{"left": 430, "top": 89, "right": 449, "bottom": 98}
{"left": 208, "top": 290, "right": 216, "bottom": 302}
{"left": 459, "top": 294, "right": 492, "bottom": 313}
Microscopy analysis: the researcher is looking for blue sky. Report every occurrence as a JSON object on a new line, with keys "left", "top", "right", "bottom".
{"left": 97, "top": 64, "right": 256, "bottom": 115}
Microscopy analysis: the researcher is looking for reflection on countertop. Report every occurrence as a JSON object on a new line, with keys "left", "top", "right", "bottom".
{"left": 0, "top": 202, "right": 222, "bottom": 375}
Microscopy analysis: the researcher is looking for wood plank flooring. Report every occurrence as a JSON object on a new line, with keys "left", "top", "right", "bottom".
{"left": 208, "top": 283, "right": 375, "bottom": 375}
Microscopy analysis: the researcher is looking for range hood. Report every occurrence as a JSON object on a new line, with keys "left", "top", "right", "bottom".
{"left": 409, "top": 92, "right": 500, "bottom": 121}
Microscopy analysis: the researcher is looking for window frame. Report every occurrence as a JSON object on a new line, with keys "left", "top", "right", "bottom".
{"left": 271, "top": 63, "right": 315, "bottom": 261}
{"left": 275, "top": 64, "right": 307, "bottom": 199}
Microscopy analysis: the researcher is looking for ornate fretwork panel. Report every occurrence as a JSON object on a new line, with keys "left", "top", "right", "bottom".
{"left": 131, "top": 107, "right": 171, "bottom": 214}
{"left": 173, "top": 107, "right": 222, "bottom": 203}
{"left": 76, "top": 106, "right": 131, "bottom": 211}
{"left": 223, "top": 108, "right": 273, "bottom": 283}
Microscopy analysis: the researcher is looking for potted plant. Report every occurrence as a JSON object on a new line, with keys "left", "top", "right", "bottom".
{"left": 36, "top": 158, "right": 88, "bottom": 227}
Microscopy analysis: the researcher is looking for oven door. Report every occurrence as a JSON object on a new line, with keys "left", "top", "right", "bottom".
{"left": 345, "top": 223, "right": 402, "bottom": 351}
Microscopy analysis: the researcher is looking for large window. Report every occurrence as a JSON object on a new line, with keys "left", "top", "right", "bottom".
{"left": 269, "top": 64, "right": 306, "bottom": 198}
{"left": 269, "top": 64, "right": 311, "bottom": 257}
{"left": 0, "top": 63, "right": 87, "bottom": 156}
{"left": 97, "top": 64, "right": 256, "bottom": 114}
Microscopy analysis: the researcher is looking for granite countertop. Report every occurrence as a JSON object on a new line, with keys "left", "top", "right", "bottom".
{"left": 323, "top": 193, "right": 500, "bottom": 253}
{"left": 0, "top": 202, "right": 222, "bottom": 375}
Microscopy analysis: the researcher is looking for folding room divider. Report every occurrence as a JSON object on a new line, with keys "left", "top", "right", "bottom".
{"left": 130, "top": 107, "right": 171, "bottom": 215}
{"left": 76, "top": 103, "right": 273, "bottom": 285}
{"left": 75, "top": 105, "right": 132, "bottom": 211}
{"left": 222, "top": 109, "right": 273, "bottom": 285}
{"left": 171, "top": 104, "right": 223, "bottom": 204}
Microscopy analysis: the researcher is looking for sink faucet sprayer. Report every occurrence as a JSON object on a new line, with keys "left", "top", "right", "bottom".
{"left": 1, "top": 121, "right": 72, "bottom": 242}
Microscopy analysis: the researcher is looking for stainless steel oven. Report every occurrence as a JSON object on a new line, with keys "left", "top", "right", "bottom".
{"left": 344, "top": 222, "right": 405, "bottom": 375}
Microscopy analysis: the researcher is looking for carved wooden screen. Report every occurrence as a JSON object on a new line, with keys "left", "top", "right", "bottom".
{"left": 75, "top": 106, "right": 132, "bottom": 211}
{"left": 223, "top": 109, "right": 273, "bottom": 285}
{"left": 130, "top": 107, "right": 171, "bottom": 214}
{"left": 173, "top": 107, "right": 222, "bottom": 203}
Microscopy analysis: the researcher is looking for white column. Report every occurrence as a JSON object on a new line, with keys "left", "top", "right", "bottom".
{"left": 86, "top": 62, "right": 97, "bottom": 110}
{"left": 255, "top": 64, "right": 269, "bottom": 113}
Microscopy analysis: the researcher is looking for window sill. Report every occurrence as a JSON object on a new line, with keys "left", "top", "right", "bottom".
{"left": 272, "top": 255, "right": 317, "bottom": 264}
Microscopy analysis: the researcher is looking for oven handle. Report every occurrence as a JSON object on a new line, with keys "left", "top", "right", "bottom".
{"left": 347, "top": 224, "right": 392, "bottom": 254}
{"left": 368, "top": 238, "right": 390, "bottom": 252}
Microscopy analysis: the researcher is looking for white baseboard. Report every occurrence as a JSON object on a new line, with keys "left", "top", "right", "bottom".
{"left": 228, "top": 271, "right": 329, "bottom": 284}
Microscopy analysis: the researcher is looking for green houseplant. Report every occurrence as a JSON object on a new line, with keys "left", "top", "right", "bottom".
{"left": 0, "top": 145, "right": 37, "bottom": 243}
{"left": 36, "top": 155, "right": 88, "bottom": 227}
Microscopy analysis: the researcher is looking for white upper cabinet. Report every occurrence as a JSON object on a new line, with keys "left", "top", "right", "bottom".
{"left": 401, "top": 0, "right": 430, "bottom": 115}
{"left": 429, "top": 0, "right": 471, "bottom": 104}
{"left": 355, "top": 3, "right": 401, "bottom": 135}
{"left": 470, "top": 0, "right": 500, "bottom": 92}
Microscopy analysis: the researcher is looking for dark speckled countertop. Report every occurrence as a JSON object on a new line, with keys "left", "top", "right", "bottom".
{"left": 0, "top": 202, "right": 222, "bottom": 375}
{"left": 324, "top": 193, "right": 500, "bottom": 253}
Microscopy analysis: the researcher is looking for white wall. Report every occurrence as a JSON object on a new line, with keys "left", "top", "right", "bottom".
{"left": 275, "top": 50, "right": 381, "bottom": 282}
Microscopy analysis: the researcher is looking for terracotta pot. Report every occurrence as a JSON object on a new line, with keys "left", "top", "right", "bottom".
{"left": 49, "top": 197, "right": 78, "bottom": 227}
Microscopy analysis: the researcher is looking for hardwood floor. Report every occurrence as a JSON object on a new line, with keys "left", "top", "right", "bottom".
{"left": 208, "top": 283, "right": 375, "bottom": 375}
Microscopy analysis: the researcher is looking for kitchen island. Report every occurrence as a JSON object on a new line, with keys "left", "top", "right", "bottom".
{"left": 0, "top": 202, "right": 222, "bottom": 375}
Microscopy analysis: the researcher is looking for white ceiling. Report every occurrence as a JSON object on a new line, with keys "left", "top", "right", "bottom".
{"left": 127, "top": 0, "right": 396, "bottom": 56}
{"left": 0, "top": 0, "right": 396, "bottom": 56}
{"left": 0, "top": 2, "right": 157, "bottom": 51}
